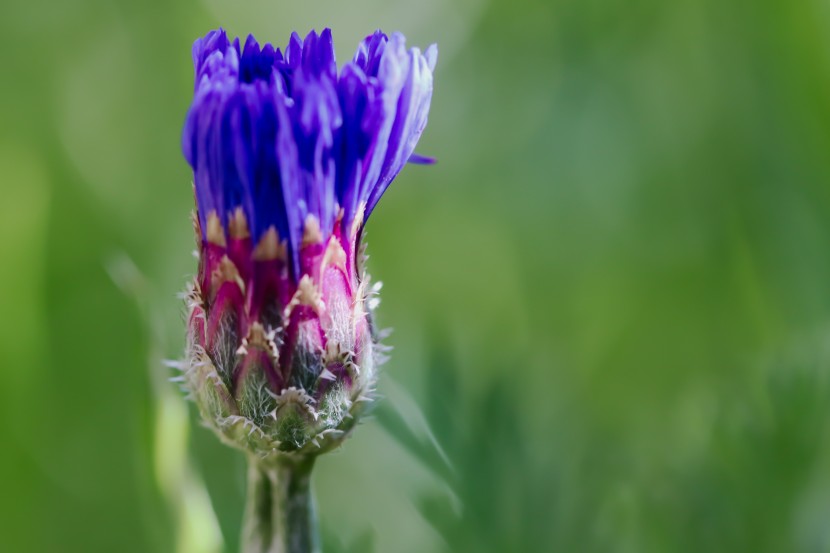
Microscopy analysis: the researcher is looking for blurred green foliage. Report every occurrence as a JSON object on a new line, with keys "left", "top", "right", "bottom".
{"left": 2, "top": 0, "right": 830, "bottom": 551}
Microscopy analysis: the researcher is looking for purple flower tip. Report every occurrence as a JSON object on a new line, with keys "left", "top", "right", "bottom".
{"left": 408, "top": 153, "right": 437, "bottom": 165}
{"left": 182, "top": 28, "right": 437, "bottom": 277}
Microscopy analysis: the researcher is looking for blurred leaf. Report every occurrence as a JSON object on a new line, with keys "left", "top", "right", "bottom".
{"left": 374, "top": 399, "right": 455, "bottom": 486}
{"left": 322, "top": 527, "right": 375, "bottom": 553}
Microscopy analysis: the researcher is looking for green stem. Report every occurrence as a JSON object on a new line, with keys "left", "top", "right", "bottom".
{"left": 241, "top": 456, "right": 319, "bottom": 553}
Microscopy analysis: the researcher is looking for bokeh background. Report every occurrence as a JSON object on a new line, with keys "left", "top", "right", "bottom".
{"left": 3, "top": 0, "right": 830, "bottom": 551}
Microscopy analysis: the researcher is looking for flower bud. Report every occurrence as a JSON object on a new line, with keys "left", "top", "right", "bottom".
{"left": 178, "top": 28, "right": 436, "bottom": 461}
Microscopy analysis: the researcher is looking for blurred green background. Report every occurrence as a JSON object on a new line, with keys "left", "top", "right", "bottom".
{"left": 3, "top": 0, "right": 830, "bottom": 551}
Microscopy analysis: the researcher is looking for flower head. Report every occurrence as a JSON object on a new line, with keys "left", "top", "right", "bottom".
{"left": 179, "top": 28, "right": 435, "bottom": 459}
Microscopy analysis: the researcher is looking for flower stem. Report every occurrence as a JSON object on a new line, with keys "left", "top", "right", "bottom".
{"left": 242, "top": 455, "right": 319, "bottom": 553}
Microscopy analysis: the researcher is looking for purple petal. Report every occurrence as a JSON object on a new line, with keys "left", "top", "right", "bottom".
{"left": 182, "top": 27, "right": 436, "bottom": 275}
{"left": 408, "top": 153, "right": 436, "bottom": 165}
